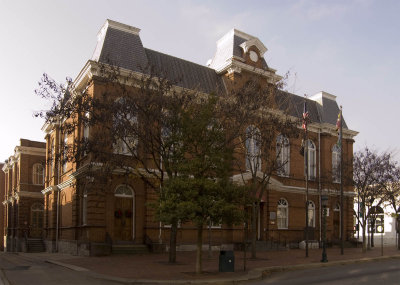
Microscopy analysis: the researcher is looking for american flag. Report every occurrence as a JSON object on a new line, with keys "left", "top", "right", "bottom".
{"left": 302, "top": 100, "right": 309, "bottom": 131}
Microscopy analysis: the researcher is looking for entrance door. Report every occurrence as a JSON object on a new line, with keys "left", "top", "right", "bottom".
{"left": 114, "top": 185, "right": 134, "bottom": 241}
{"left": 30, "top": 203, "right": 44, "bottom": 238}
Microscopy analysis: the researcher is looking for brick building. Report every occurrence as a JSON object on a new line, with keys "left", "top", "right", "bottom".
{"left": 2, "top": 139, "right": 46, "bottom": 252}
{"left": 41, "top": 20, "right": 358, "bottom": 255}
{"left": 0, "top": 163, "right": 4, "bottom": 250}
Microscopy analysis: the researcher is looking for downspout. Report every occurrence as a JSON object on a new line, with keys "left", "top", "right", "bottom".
{"left": 56, "top": 127, "right": 61, "bottom": 252}
{"left": 56, "top": 188, "right": 60, "bottom": 252}
{"left": 318, "top": 128, "right": 322, "bottom": 243}
{"left": 158, "top": 156, "right": 163, "bottom": 244}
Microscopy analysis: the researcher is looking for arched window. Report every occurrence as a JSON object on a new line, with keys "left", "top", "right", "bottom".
{"left": 83, "top": 112, "right": 90, "bottom": 140}
{"left": 276, "top": 134, "right": 290, "bottom": 176}
{"left": 32, "top": 163, "right": 44, "bottom": 185}
{"left": 115, "top": 185, "right": 134, "bottom": 197}
{"left": 113, "top": 98, "right": 138, "bottom": 155}
{"left": 245, "top": 125, "right": 261, "bottom": 172}
{"left": 307, "top": 200, "right": 315, "bottom": 227}
{"left": 307, "top": 140, "right": 316, "bottom": 180}
{"left": 277, "top": 198, "right": 288, "bottom": 229}
{"left": 62, "top": 132, "right": 68, "bottom": 173}
{"left": 332, "top": 144, "right": 340, "bottom": 183}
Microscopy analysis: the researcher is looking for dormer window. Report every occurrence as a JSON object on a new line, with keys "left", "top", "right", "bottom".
{"left": 249, "top": 51, "right": 258, "bottom": 62}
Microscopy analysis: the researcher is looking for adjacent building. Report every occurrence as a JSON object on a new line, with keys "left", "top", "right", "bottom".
{"left": 0, "top": 163, "right": 5, "bottom": 250}
{"left": 2, "top": 139, "right": 46, "bottom": 251}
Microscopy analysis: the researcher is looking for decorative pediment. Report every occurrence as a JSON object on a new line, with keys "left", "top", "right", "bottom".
{"left": 239, "top": 38, "right": 267, "bottom": 57}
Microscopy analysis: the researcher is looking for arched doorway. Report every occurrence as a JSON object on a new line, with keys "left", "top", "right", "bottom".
{"left": 30, "top": 203, "right": 44, "bottom": 238}
{"left": 114, "top": 185, "right": 135, "bottom": 241}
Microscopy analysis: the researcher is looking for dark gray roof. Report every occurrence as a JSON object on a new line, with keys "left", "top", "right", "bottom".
{"left": 93, "top": 22, "right": 346, "bottom": 130}
{"left": 98, "top": 27, "right": 148, "bottom": 72}
{"left": 276, "top": 90, "right": 347, "bottom": 128}
{"left": 317, "top": 96, "right": 347, "bottom": 128}
{"left": 144, "top": 48, "right": 224, "bottom": 94}
{"left": 95, "top": 24, "right": 223, "bottom": 94}
{"left": 233, "top": 35, "right": 246, "bottom": 58}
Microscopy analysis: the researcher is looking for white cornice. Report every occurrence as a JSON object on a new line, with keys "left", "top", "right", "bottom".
{"left": 104, "top": 19, "right": 140, "bottom": 35}
{"left": 232, "top": 171, "right": 355, "bottom": 197}
{"left": 227, "top": 66, "right": 242, "bottom": 75}
{"left": 320, "top": 123, "right": 358, "bottom": 139}
{"left": 310, "top": 91, "right": 337, "bottom": 104}
{"left": 2, "top": 163, "right": 10, "bottom": 172}
{"left": 15, "top": 191, "right": 44, "bottom": 199}
{"left": 214, "top": 60, "right": 282, "bottom": 83}
{"left": 42, "top": 185, "right": 59, "bottom": 195}
{"left": 58, "top": 177, "right": 75, "bottom": 190}
{"left": 15, "top": 146, "right": 46, "bottom": 157}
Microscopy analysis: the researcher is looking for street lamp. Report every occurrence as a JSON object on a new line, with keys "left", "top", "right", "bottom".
{"left": 321, "top": 195, "right": 328, "bottom": 263}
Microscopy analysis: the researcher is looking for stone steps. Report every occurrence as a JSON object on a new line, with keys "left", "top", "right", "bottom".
{"left": 26, "top": 238, "right": 46, "bottom": 253}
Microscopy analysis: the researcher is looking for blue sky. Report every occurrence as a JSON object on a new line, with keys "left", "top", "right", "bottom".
{"left": 1, "top": 0, "right": 399, "bottom": 161}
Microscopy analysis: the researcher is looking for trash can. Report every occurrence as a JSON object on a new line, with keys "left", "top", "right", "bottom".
{"left": 219, "top": 250, "right": 234, "bottom": 272}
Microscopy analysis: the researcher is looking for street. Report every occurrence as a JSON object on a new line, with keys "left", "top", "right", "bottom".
{"left": 248, "top": 258, "right": 400, "bottom": 285}
{"left": 0, "top": 252, "right": 119, "bottom": 285}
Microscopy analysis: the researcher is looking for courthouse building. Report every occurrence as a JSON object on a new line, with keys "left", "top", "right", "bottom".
{"left": 39, "top": 19, "right": 358, "bottom": 255}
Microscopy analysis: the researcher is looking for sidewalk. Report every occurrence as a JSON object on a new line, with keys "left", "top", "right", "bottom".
{"left": 18, "top": 246, "right": 400, "bottom": 284}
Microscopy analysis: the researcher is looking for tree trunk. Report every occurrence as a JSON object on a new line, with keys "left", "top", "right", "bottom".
{"left": 397, "top": 217, "right": 400, "bottom": 250}
{"left": 251, "top": 202, "right": 258, "bottom": 259}
{"left": 362, "top": 219, "right": 367, "bottom": 253}
{"left": 196, "top": 224, "right": 203, "bottom": 274}
{"left": 398, "top": 231, "right": 400, "bottom": 250}
{"left": 367, "top": 229, "right": 371, "bottom": 250}
{"left": 371, "top": 231, "right": 375, "bottom": 247}
{"left": 371, "top": 218, "right": 375, "bottom": 247}
{"left": 168, "top": 222, "right": 177, "bottom": 263}
{"left": 243, "top": 221, "right": 247, "bottom": 271}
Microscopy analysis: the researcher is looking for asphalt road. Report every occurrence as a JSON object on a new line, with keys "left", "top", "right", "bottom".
{"left": 0, "top": 252, "right": 119, "bottom": 285}
{"left": 248, "top": 258, "right": 400, "bottom": 285}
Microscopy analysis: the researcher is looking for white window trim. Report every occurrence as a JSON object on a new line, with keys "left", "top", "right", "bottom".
{"left": 277, "top": 134, "right": 290, "bottom": 177}
{"left": 307, "top": 140, "right": 316, "bottom": 180}
{"left": 332, "top": 144, "right": 341, "bottom": 183}
{"left": 32, "top": 163, "right": 44, "bottom": 185}
{"left": 277, "top": 198, "right": 289, "bottom": 229}
{"left": 114, "top": 185, "right": 135, "bottom": 240}
{"left": 307, "top": 200, "right": 316, "bottom": 227}
{"left": 245, "top": 125, "right": 261, "bottom": 172}
{"left": 62, "top": 132, "right": 68, "bottom": 173}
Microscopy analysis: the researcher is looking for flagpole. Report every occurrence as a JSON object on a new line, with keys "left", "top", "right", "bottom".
{"left": 340, "top": 106, "right": 344, "bottom": 255}
{"left": 303, "top": 96, "right": 309, "bottom": 258}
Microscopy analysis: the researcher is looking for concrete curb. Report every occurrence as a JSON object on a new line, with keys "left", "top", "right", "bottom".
{"left": 259, "top": 254, "right": 400, "bottom": 278}
{"left": 45, "top": 254, "right": 400, "bottom": 284}
{"left": 45, "top": 260, "right": 89, "bottom": 272}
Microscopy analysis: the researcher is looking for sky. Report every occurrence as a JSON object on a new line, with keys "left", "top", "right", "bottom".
{"left": 0, "top": 0, "right": 399, "bottom": 162}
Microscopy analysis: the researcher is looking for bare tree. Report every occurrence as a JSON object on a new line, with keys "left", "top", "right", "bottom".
{"left": 381, "top": 166, "right": 400, "bottom": 249}
{"left": 227, "top": 78, "right": 300, "bottom": 259}
{"left": 353, "top": 147, "right": 396, "bottom": 253}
